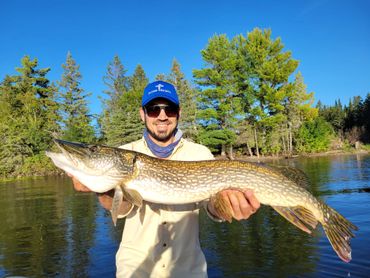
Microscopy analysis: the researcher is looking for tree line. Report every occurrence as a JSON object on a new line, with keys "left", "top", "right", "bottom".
{"left": 0, "top": 28, "right": 369, "bottom": 178}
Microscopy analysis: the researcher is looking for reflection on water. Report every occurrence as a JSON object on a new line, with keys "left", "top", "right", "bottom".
{"left": 0, "top": 177, "right": 122, "bottom": 277}
{"left": 1, "top": 154, "right": 370, "bottom": 277}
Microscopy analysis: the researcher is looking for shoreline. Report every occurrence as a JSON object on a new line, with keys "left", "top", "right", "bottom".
{"left": 217, "top": 149, "right": 370, "bottom": 162}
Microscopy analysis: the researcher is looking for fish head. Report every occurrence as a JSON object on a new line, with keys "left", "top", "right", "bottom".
{"left": 47, "top": 139, "right": 135, "bottom": 192}
{"left": 53, "top": 139, "right": 134, "bottom": 175}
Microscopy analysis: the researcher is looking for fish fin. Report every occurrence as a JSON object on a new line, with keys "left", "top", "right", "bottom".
{"left": 212, "top": 193, "right": 234, "bottom": 223}
{"left": 111, "top": 185, "right": 124, "bottom": 226}
{"left": 268, "top": 165, "right": 310, "bottom": 188}
{"left": 148, "top": 203, "right": 161, "bottom": 216}
{"left": 139, "top": 203, "right": 146, "bottom": 224}
{"left": 122, "top": 188, "right": 143, "bottom": 208}
{"left": 320, "top": 202, "right": 358, "bottom": 262}
{"left": 272, "top": 206, "right": 318, "bottom": 234}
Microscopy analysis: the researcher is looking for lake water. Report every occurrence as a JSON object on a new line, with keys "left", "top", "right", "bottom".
{"left": 1, "top": 154, "right": 369, "bottom": 277}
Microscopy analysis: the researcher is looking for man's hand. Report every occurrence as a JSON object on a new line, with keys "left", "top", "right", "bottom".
{"left": 69, "top": 174, "right": 92, "bottom": 192}
{"left": 208, "top": 189, "right": 260, "bottom": 222}
{"left": 69, "top": 174, "right": 113, "bottom": 209}
{"left": 68, "top": 174, "right": 132, "bottom": 215}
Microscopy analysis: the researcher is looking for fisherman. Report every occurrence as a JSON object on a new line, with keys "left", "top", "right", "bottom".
{"left": 70, "top": 80, "right": 260, "bottom": 277}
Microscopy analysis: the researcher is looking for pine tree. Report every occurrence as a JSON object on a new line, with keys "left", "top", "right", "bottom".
{"left": 99, "top": 55, "right": 129, "bottom": 142}
{"left": 166, "top": 59, "right": 198, "bottom": 140}
{"left": 121, "top": 64, "right": 147, "bottom": 143}
{"left": 193, "top": 34, "right": 242, "bottom": 157}
{"left": 0, "top": 56, "right": 60, "bottom": 176}
{"left": 282, "top": 72, "right": 317, "bottom": 155}
{"left": 362, "top": 93, "right": 370, "bottom": 142}
{"left": 155, "top": 73, "right": 166, "bottom": 81}
{"left": 102, "top": 64, "right": 147, "bottom": 146}
{"left": 102, "top": 55, "right": 129, "bottom": 107}
{"left": 243, "top": 28, "right": 299, "bottom": 155}
{"left": 57, "top": 52, "right": 95, "bottom": 143}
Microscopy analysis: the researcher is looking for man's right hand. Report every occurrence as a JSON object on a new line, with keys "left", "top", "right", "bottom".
{"left": 69, "top": 174, "right": 132, "bottom": 215}
{"left": 69, "top": 174, "right": 92, "bottom": 192}
{"left": 69, "top": 174, "right": 113, "bottom": 210}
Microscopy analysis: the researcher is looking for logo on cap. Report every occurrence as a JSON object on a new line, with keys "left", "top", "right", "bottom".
{"left": 156, "top": 84, "right": 164, "bottom": 91}
{"left": 148, "top": 84, "right": 171, "bottom": 95}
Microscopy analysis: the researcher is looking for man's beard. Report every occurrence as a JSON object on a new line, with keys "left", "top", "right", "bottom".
{"left": 145, "top": 121, "right": 178, "bottom": 142}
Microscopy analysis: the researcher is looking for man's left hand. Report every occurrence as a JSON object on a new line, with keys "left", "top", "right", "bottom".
{"left": 208, "top": 189, "right": 260, "bottom": 222}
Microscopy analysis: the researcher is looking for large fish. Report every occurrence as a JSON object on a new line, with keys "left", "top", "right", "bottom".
{"left": 46, "top": 139, "right": 358, "bottom": 262}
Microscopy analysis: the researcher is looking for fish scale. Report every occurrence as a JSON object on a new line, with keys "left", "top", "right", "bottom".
{"left": 46, "top": 139, "right": 358, "bottom": 263}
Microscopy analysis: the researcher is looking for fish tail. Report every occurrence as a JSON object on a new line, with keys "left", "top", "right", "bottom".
{"left": 320, "top": 202, "right": 358, "bottom": 262}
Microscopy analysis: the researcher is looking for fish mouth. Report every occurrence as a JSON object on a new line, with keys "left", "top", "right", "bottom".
{"left": 52, "top": 139, "right": 117, "bottom": 175}
{"left": 53, "top": 139, "right": 94, "bottom": 167}
{"left": 54, "top": 139, "right": 91, "bottom": 157}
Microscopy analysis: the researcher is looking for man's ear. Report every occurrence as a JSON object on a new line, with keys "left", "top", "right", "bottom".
{"left": 140, "top": 107, "right": 145, "bottom": 122}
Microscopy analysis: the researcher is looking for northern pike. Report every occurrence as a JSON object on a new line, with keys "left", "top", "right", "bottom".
{"left": 46, "top": 139, "right": 358, "bottom": 263}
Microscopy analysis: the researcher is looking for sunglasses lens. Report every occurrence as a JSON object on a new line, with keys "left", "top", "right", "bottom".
{"left": 145, "top": 105, "right": 178, "bottom": 118}
{"left": 146, "top": 106, "right": 161, "bottom": 117}
{"left": 164, "top": 106, "right": 178, "bottom": 117}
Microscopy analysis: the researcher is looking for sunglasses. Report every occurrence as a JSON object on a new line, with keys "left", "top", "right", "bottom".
{"left": 144, "top": 104, "right": 179, "bottom": 118}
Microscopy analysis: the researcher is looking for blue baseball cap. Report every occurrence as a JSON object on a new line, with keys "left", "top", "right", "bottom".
{"left": 142, "top": 80, "right": 179, "bottom": 107}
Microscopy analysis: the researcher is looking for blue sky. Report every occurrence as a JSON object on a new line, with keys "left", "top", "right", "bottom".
{"left": 1, "top": 0, "right": 369, "bottom": 116}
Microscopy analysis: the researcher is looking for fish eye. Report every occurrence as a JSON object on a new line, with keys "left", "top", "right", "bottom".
{"left": 89, "top": 145, "right": 99, "bottom": 152}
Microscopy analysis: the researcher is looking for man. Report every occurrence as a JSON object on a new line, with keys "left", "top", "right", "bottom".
{"left": 71, "top": 80, "right": 260, "bottom": 277}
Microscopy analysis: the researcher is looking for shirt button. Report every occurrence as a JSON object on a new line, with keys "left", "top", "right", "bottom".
{"left": 163, "top": 243, "right": 167, "bottom": 247}
{"left": 162, "top": 264, "right": 166, "bottom": 268}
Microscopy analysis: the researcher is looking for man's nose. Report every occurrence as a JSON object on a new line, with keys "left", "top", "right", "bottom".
{"left": 157, "top": 108, "right": 168, "bottom": 119}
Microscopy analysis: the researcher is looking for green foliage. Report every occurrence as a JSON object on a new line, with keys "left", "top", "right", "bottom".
{"left": 154, "top": 59, "right": 199, "bottom": 140}
{"left": 194, "top": 28, "right": 315, "bottom": 156}
{"left": 100, "top": 60, "right": 147, "bottom": 146}
{"left": 319, "top": 93, "right": 370, "bottom": 144}
{"left": 102, "top": 55, "right": 129, "bottom": 102}
{"left": 20, "top": 153, "right": 58, "bottom": 176}
{"left": 194, "top": 34, "right": 244, "bottom": 154}
{"left": 57, "top": 52, "right": 95, "bottom": 143}
{"left": 362, "top": 144, "right": 370, "bottom": 151}
{"left": 362, "top": 93, "right": 370, "bottom": 142}
{"left": 0, "top": 56, "right": 60, "bottom": 177}
{"left": 168, "top": 59, "right": 198, "bottom": 140}
{"left": 197, "top": 127, "right": 236, "bottom": 153}
{"left": 295, "top": 117, "right": 333, "bottom": 153}
{"left": 318, "top": 99, "right": 346, "bottom": 133}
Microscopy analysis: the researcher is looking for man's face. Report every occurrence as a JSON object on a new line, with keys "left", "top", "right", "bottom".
{"left": 140, "top": 99, "right": 180, "bottom": 144}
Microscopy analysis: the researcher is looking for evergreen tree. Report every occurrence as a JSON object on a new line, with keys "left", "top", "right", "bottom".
{"left": 57, "top": 52, "right": 95, "bottom": 143}
{"left": 194, "top": 28, "right": 305, "bottom": 157}
{"left": 343, "top": 95, "right": 365, "bottom": 144}
{"left": 102, "top": 64, "right": 147, "bottom": 146}
{"left": 99, "top": 55, "right": 129, "bottom": 142}
{"left": 0, "top": 56, "right": 59, "bottom": 176}
{"left": 231, "top": 34, "right": 256, "bottom": 156}
{"left": 244, "top": 28, "right": 299, "bottom": 155}
{"left": 155, "top": 73, "right": 166, "bottom": 81}
{"left": 121, "top": 64, "right": 147, "bottom": 143}
{"left": 344, "top": 96, "right": 363, "bottom": 130}
{"left": 282, "top": 72, "right": 317, "bottom": 155}
{"left": 102, "top": 55, "right": 129, "bottom": 107}
{"left": 193, "top": 34, "right": 242, "bottom": 157}
{"left": 361, "top": 93, "right": 370, "bottom": 142}
{"left": 166, "top": 59, "right": 198, "bottom": 140}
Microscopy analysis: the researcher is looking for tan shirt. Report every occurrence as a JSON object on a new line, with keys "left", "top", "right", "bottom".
{"left": 116, "top": 138, "right": 214, "bottom": 278}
